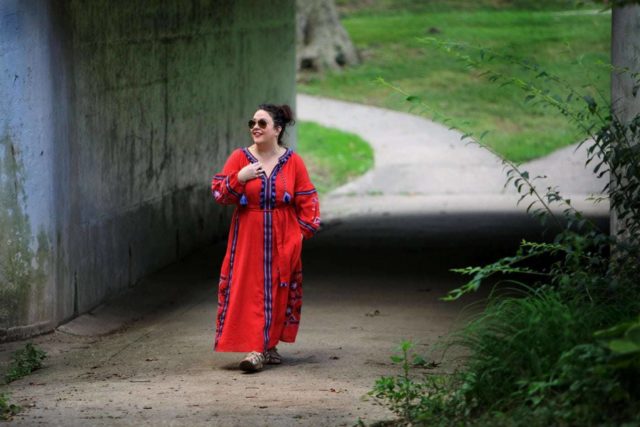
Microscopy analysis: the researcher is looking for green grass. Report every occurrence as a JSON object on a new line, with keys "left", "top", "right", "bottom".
{"left": 296, "top": 121, "right": 374, "bottom": 195}
{"left": 336, "top": 0, "right": 598, "bottom": 15}
{"left": 299, "top": 7, "right": 610, "bottom": 162}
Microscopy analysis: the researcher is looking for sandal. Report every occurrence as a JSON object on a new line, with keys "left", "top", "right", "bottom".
{"left": 239, "top": 351, "right": 265, "bottom": 372}
{"left": 264, "top": 347, "right": 282, "bottom": 365}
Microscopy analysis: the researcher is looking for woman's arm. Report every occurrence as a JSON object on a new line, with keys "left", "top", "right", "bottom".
{"left": 211, "top": 150, "right": 246, "bottom": 205}
{"left": 293, "top": 155, "right": 321, "bottom": 239}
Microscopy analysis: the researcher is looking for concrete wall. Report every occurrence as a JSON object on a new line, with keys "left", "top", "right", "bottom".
{"left": 0, "top": 0, "right": 60, "bottom": 338}
{"left": 611, "top": 5, "right": 640, "bottom": 237}
{"left": 0, "top": 0, "right": 296, "bottom": 340}
{"left": 612, "top": 5, "right": 640, "bottom": 123}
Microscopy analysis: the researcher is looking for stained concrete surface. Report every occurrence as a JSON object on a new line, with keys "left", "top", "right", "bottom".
{"left": 0, "top": 0, "right": 296, "bottom": 338}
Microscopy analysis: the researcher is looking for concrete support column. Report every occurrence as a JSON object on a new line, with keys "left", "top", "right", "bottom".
{"left": 0, "top": 0, "right": 67, "bottom": 338}
{"left": 611, "top": 5, "right": 640, "bottom": 237}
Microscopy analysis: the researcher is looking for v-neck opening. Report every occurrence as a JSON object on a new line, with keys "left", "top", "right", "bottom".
{"left": 243, "top": 147, "right": 291, "bottom": 180}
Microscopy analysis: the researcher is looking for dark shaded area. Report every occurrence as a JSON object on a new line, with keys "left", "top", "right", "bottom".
{"left": 53, "top": 210, "right": 610, "bottom": 337}
{"left": 308, "top": 212, "right": 609, "bottom": 265}
{"left": 301, "top": 211, "right": 610, "bottom": 301}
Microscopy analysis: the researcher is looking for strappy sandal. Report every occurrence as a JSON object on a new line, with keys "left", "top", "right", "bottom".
{"left": 239, "top": 351, "right": 265, "bottom": 372}
{"left": 264, "top": 347, "right": 282, "bottom": 365}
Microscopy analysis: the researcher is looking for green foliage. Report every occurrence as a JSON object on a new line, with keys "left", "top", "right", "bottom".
{"left": 369, "top": 341, "right": 447, "bottom": 425}
{"left": 367, "top": 27, "right": 640, "bottom": 427}
{"left": 445, "top": 287, "right": 640, "bottom": 423}
{"left": 0, "top": 393, "right": 20, "bottom": 421}
{"left": 395, "top": 39, "right": 639, "bottom": 303}
{"left": 596, "top": 315, "right": 640, "bottom": 367}
{"left": 296, "top": 121, "right": 374, "bottom": 194}
{"left": 373, "top": 293, "right": 640, "bottom": 426}
{"left": 5, "top": 343, "right": 46, "bottom": 383}
{"left": 300, "top": 7, "right": 610, "bottom": 162}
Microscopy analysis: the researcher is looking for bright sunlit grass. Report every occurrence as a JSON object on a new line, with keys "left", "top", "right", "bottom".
{"left": 296, "top": 121, "right": 374, "bottom": 195}
{"left": 299, "top": 8, "right": 610, "bottom": 162}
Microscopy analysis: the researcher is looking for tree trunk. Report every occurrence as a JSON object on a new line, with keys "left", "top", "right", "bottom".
{"left": 611, "top": 5, "right": 640, "bottom": 238}
{"left": 296, "top": 0, "right": 359, "bottom": 74}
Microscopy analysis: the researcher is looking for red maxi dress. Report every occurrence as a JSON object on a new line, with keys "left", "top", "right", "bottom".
{"left": 211, "top": 147, "right": 320, "bottom": 353}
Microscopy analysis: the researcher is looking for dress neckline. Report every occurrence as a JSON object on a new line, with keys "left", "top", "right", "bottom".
{"left": 244, "top": 146, "right": 290, "bottom": 163}
{"left": 242, "top": 147, "right": 292, "bottom": 180}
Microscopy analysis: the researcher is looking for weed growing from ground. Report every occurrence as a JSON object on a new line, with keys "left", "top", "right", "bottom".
{"left": 0, "top": 393, "right": 20, "bottom": 421}
{"left": 5, "top": 343, "right": 46, "bottom": 384}
{"left": 369, "top": 341, "right": 450, "bottom": 426}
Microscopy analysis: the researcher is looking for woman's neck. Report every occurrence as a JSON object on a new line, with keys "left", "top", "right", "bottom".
{"left": 253, "top": 141, "right": 282, "bottom": 157}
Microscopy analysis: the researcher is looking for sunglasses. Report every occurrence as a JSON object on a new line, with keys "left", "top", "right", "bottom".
{"left": 248, "top": 118, "right": 269, "bottom": 129}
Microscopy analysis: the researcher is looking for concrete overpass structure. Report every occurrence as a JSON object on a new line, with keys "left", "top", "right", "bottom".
{"left": 0, "top": 0, "right": 296, "bottom": 340}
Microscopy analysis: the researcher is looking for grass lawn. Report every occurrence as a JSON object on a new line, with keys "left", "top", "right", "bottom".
{"left": 296, "top": 121, "right": 374, "bottom": 195}
{"left": 299, "top": 5, "right": 610, "bottom": 163}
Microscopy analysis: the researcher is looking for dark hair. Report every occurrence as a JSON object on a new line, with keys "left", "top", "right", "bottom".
{"left": 258, "top": 103, "right": 295, "bottom": 145}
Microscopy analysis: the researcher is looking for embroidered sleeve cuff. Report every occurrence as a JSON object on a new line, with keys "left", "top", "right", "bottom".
{"left": 225, "top": 172, "right": 245, "bottom": 198}
{"left": 298, "top": 218, "right": 319, "bottom": 239}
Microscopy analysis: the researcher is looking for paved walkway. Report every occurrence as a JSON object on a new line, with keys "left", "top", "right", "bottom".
{"left": 297, "top": 94, "right": 609, "bottom": 221}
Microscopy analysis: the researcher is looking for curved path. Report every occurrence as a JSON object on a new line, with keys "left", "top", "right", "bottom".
{"left": 297, "top": 94, "right": 608, "bottom": 220}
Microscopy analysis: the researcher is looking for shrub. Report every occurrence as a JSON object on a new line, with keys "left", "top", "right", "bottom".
{"left": 368, "top": 23, "right": 640, "bottom": 426}
{"left": 5, "top": 343, "right": 46, "bottom": 383}
{"left": 0, "top": 393, "right": 20, "bottom": 421}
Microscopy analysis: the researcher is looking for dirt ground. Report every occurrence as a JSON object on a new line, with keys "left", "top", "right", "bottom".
{"left": 0, "top": 212, "right": 534, "bottom": 427}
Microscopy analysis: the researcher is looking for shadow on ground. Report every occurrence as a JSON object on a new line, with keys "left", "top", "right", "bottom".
{"left": 0, "top": 210, "right": 609, "bottom": 426}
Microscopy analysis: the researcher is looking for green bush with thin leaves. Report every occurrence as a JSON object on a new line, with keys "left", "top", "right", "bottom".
{"left": 368, "top": 35, "right": 640, "bottom": 427}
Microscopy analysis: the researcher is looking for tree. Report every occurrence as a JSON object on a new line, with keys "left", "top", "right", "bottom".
{"left": 296, "top": 0, "right": 359, "bottom": 73}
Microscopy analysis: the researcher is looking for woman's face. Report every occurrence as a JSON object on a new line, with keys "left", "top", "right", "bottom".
{"left": 249, "top": 110, "right": 280, "bottom": 145}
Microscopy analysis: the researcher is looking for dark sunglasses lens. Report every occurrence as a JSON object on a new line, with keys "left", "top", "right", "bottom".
{"left": 248, "top": 119, "right": 268, "bottom": 129}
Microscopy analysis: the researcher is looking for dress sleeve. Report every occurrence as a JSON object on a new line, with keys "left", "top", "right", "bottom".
{"left": 293, "top": 155, "right": 321, "bottom": 239}
{"left": 211, "top": 150, "right": 246, "bottom": 205}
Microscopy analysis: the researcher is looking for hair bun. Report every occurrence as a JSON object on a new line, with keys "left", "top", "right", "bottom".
{"left": 257, "top": 103, "right": 296, "bottom": 145}
{"left": 278, "top": 104, "right": 295, "bottom": 126}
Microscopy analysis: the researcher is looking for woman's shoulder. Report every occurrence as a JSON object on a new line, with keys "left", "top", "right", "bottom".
{"left": 288, "top": 149, "right": 306, "bottom": 164}
{"left": 228, "top": 147, "right": 251, "bottom": 161}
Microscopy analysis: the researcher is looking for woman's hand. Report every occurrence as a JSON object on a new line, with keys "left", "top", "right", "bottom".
{"left": 238, "top": 162, "right": 263, "bottom": 183}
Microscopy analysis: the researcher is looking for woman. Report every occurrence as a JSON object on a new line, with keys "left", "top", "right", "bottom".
{"left": 211, "top": 104, "right": 320, "bottom": 372}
